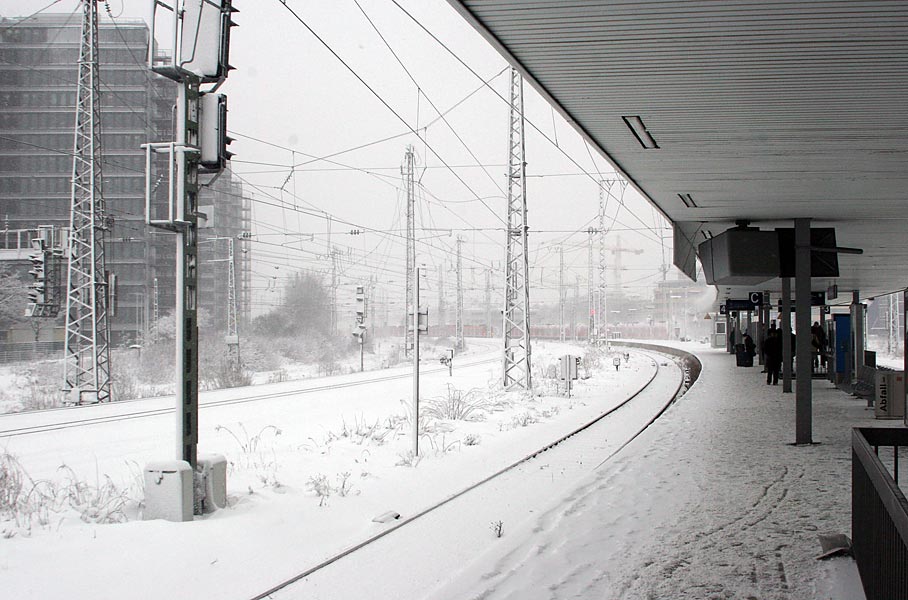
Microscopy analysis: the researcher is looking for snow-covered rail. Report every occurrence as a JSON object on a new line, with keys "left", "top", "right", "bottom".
{"left": 0, "top": 356, "right": 499, "bottom": 438}
{"left": 251, "top": 346, "right": 701, "bottom": 600}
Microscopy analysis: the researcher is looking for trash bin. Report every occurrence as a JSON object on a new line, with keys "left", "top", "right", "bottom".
{"left": 735, "top": 343, "right": 753, "bottom": 367}
{"left": 874, "top": 370, "right": 906, "bottom": 419}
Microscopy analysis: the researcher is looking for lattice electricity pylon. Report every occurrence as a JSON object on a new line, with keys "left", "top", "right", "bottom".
{"left": 63, "top": 0, "right": 111, "bottom": 404}
{"left": 596, "top": 179, "right": 628, "bottom": 347}
{"left": 225, "top": 237, "right": 240, "bottom": 368}
{"left": 597, "top": 182, "right": 607, "bottom": 346}
{"left": 455, "top": 236, "right": 465, "bottom": 350}
{"left": 587, "top": 227, "right": 596, "bottom": 343}
{"left": 502, "top": 67, "right": 531, "bottom": 390}
{"left": 402, "top": 145, "right": 416, "bottom": 356}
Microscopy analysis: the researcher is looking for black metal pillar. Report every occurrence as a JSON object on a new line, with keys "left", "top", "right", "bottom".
{"left": 904, "top": 289, "right": 908, "bottom": 427}
{"left": 852, "top": 289, "right": 865, "bottom": 378}
{"left": 782, "top": 277, "right": 792, "bottom": 393}
{"left": 794, "top": 218, "right": 813, "bottom": 444}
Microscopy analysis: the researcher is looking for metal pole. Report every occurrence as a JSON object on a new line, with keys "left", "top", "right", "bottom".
{"left": 175, "top": 77, "right": 199, "bottom": 469}
{"left": 781, "top": 277, "right": 793, "bottom": 393}
{"left": 412, "top": 266, "right": 420, "bottom": 457}
{"left": 559, "top": 245, "right": 565, "bottom": 342}
{"left": 852, "top": 289, "right": 864, "bottom": 377}
{"left": 903, "top": 288, "right": 908, "bottom": 427}
{"left": 175, "top": 81, "right": 187, "bottom": 462}
{"left": 794, "top": 218, "right": 813, "bottom": 444}
{"left": 403, "top": 147, "right": 415, "bottom": 357}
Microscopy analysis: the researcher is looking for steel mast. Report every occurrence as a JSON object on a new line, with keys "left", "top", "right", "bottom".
{"left": 403, "top": 145, "right": 416, "bottom": 356}
{"left": 63, "top": 0, "right": 111, "bottom": 404}
{"left": 502, "top": 67, "right": 531, "bottom": 390}
{"left": 226, "top": 237, "right": 239, "bottom": 368}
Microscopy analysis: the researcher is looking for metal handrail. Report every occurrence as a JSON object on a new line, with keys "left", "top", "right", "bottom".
{"left": 852, "top": 427, "right": 908, "bottom": 600}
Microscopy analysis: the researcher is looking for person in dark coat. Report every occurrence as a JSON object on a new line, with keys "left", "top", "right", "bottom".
{"left": 763, "top": 329, "right": 783, "bottom": 385}
{"left": 743, "top": 333, "right": 756, "bottom": 359}
{"left": 811, "top": 321, "right": 828, "bottom": 368}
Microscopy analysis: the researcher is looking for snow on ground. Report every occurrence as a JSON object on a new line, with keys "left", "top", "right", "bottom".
{"left": 0, "top": 339, "right": 659, "bottom": 599}
{"left": 433, "top": 343, "right": 876, "bottom": 600}
{"left": 0, "top": 340, "right": 881, "bottom": 599}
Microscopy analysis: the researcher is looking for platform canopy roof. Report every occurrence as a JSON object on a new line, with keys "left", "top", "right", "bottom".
{"left": 447, "top": 0, "right": 908, "bottom": 305}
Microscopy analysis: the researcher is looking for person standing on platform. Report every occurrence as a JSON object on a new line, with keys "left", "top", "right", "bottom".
{"left": 811, "top": 321, "right": 828, "bottom": 368}
{"left": 743, "top": 333, "right": 756, "bottom": 361}
{"left": 763, "top": 328, "right": 783, "bottom": 385}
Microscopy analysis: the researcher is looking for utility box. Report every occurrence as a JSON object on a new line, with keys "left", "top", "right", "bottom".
{"left": 875, "top": 371, "right": 906, "bottom": 420}
{"left": 144, "top": 461, "right": 193, "bottom": 522}
{"left": 197, "top": 454, "right": 228, "bottom": 513}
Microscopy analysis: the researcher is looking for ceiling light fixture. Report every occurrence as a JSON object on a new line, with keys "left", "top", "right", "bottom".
{"left": 622, "top": 115, "right": 659, "bottom": 149}
{"left": 679, "top": 193, "right": 697, "bottom": 208}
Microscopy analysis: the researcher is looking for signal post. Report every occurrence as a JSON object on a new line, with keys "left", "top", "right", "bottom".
{"left": 142, "top": 0, "right": 235, "bottom": 520}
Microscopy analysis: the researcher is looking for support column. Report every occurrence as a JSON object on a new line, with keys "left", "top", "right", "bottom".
{"left": 781, "top": 277, "right": 792, "bottom": 393}
{"left": 852, "top": 290, "right": 865, "bottom": 377}
{"left": 725, "top": 305, "right": 735, "bottom": 352}
{"left": 903, "top": 288, "right": 908, "bottom": 427}
{"left": 759, "top": 290, "right": 771, "bottom": 366}
{"left": 794, "top": 218, "right": 812, "bottom": 444}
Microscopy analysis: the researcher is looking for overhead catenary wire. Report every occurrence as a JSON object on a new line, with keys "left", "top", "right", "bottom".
{"left": 387, "top": 0, "right": 664, "bottom": 241}
{"left": 275, "top": 0, "right": 508, "bottom": 228}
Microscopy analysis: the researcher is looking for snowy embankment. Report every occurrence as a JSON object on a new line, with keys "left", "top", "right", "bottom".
{"left": 0, "top": 340, "right": 668, "bottom": 600}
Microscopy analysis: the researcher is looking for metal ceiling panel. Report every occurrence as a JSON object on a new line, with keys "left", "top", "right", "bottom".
{"left": 448, "top": 0, "right": 908, "bottom": 302}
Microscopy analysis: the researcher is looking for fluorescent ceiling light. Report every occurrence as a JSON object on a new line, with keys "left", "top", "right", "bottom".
{"left": 622, "top": 115, "right": 659, "bottom": 149}
{"left": 679, "top": 193, "right": 697, "bottom": 208}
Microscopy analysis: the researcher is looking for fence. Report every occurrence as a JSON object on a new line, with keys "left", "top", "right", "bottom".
{"left": 852, "top": 427, "right": 908, "bottom": 600}
{"left": 0, "top": 341, "right": 62, "bottom": 363}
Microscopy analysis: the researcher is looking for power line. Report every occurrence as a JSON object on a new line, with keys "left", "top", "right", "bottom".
{"left": 388, "top": 0, "right": 663, "bottom": 240}
{"left": 275, "top": 0, "right": 507, "bottom": 228}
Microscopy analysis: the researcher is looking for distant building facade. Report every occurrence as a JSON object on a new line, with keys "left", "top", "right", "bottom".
{"left": 0, "top": 14, "right": 251, "bottom": 347}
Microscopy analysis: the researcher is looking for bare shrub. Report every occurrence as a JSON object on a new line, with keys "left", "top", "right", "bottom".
{"left": 305, "top": 472, "right": 356, "bottom": 505}
{"left": 340, "top": 414, "right": 392, "bottom": 446}
{"left": 425, "top": 433, "right": 460, "bottom": 455}
{"left": 423, "top": 385, "right": 488, "bottom": 421}
{"left": 215, "top": 423, "right": 282, "bottom": 486}
{"left": 306, "top": 474, "right": 332, "bottom": 506}
{"left": 463, "top": 433, "right": 481, "bottom": 446}
{"left": 490, "top": 520, "right": 504, "bottom": 538}
{"left": 0, "top": 450, "right": 25, "bottom": 517}
{"left": 395, "top": 450, "right": 421, "bottom": 468}
{"left": 335, "top": 472, "right": 354, "bottom": 497}
{"left": 206, "top": 357, "right": 254, "bottom": 390}
{"left": 510, "top": 411, "right": 537, "bottom": 428}
{"left": 57, "top": 465, "right": 129, "bottom": 524}
{"left": 1, "top": 451, "right": 135, "bottom": 536}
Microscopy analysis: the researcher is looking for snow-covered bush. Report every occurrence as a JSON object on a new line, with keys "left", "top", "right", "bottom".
{"left": 1, "top": 451, "right": 136, "bottom": 537}
{"left": 423, "top": 385, "right": 488, "bottom": 421}
{"left": 215, "top": 423, "right": 282, "bottom": 487}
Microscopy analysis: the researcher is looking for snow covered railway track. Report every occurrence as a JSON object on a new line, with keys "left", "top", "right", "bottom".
{"left": 0, "top": 356, "right": 499, "bottom": 438}
{"left": 250, "top": 348, "right": 700, "bottom": 600}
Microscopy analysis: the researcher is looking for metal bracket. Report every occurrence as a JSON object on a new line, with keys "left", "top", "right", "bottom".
{"left": 142, "top": 141, "right": 199, "bottom": 230}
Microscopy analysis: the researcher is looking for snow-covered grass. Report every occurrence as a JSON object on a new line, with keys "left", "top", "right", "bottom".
{"left": 0, "top": 339, "right": 658, "bottom": 599}
{"left": 0, "top": 340, "right": 870, "bottom": 600}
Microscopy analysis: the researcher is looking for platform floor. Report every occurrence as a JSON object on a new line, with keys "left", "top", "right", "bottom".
{"left": 436, "top": 344, "right": 887, "bottom": 600}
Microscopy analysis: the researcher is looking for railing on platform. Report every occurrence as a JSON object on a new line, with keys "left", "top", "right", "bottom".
{"left": 852, "top": 427, "right": 908, "bottom": 600}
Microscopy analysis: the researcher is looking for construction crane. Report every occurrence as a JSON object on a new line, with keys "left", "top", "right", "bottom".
{"left": 608, "top": 235, "right": 643, "bottom": 292}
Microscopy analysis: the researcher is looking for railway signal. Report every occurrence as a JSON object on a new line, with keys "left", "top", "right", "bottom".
{"left": 26, "top": 236, "right": 62, "bottom": 318}
{"left": 559, "top": 354, "right": 580, "bottom": 397}
{"left": 142, "top": 0, "right": 237, "bottom": 521}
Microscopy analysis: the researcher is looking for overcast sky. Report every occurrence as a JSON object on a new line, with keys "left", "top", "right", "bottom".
{"left": 1, "top": 0, "right": 681, "bottom": 320}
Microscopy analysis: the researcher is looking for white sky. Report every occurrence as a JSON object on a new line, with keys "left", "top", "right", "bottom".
{"left": 0, "top": 0, "right": 682, "bottom": 319}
